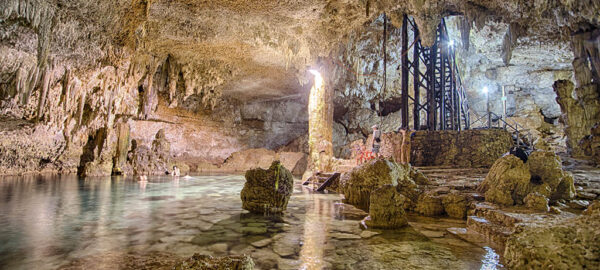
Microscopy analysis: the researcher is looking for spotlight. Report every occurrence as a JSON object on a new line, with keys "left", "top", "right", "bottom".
{"left": 448, "top": 40, "right": 455, "bottom": 47}
{"left": 309, "top": 69, "right": 321, "bottom": 76}
{"left": 482, "top": 86, "right": 489, "bottom": 94}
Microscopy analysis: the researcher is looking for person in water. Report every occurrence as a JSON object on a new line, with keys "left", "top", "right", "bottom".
{"left": 172, "top": 166, "right": 181, "bottom": 177}
{"left": 371, "top": 125, "right": 381, "bottom": 157}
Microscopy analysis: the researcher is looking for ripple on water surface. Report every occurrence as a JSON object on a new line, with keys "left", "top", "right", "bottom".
{"left": 0, "top": 174, "right": 503, "bottom": 269}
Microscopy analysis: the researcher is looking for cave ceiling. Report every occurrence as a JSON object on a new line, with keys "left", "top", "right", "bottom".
{"left": 2, "top": 0, "right": 599, "bottom": 101}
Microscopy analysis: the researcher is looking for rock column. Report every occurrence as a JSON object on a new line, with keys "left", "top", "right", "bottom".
{"left": 555, "top": 30, "right": 600, "bottom": 157}
{"left": 308, "top": 70, "right": 333, "bottom": 172}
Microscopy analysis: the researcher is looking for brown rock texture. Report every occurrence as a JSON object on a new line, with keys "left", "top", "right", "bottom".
{"left": 363, "top": 185, "right": 409, "bottom": 229}
{"left": 442, "top": 192, "right": 469, "bottom": 219}
{"left": 411, "top": 130, "right": 513, "bottom": 168}
{"left": 416, "top": 192, "right": 445, "bottom": 217}
{"left": 479, "top": 151, "right": 576, "bottom": 207}
{"left": 478, "top": 155, "right": 531, "bottom": 206}
{"left": 174, "top": 253, "right": 254, "bottom": 270}
{"left": 240, "top": 161, "right": 294, "bottom": 214}
{"left": 339, "top": 158, "right": 423, "bottom": 210}
{"left": 554, "top": 80, "right": 600, "bottom": 158}
{"left": 504, "top": 207, "right": 600, "bottom": 269}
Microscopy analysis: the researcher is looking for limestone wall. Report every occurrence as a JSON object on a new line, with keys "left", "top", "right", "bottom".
{"left": 366, "top": 129, "right": 512, "bottom": 168}
{"left": 411, "top": 129, "right": 513, "bottom": 167}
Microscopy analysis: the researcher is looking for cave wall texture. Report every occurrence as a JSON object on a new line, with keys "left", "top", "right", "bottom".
{"left": 1, "top": 0, "right": 600, "bottom": 175}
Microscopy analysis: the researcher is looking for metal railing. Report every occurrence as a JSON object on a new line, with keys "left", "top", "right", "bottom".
{"left": 470, "top": 111, "right": 534, "bottom": 151}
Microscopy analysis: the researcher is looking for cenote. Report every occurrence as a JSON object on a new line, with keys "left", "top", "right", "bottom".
{"left": 0, "top": 175, "right": 501, "bottom": 269}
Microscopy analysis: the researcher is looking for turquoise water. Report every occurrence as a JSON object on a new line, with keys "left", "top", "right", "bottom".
{"left": 0, "top": 174, "right": 502, "bottom": 269}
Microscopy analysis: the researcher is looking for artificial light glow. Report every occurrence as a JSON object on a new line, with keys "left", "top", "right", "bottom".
{"left": 309, "top": 69, "right": 321, "bottom": 76}
{"left": 448, "top": 40, "right": 455, "bottom": 47}
{"left": 482, "top": 86, "right": 489, "bottom": 94}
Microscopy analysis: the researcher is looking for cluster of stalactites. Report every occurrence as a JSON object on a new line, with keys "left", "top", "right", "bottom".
{"left": 1, "top": 0, "right": 55, "bottom": 67}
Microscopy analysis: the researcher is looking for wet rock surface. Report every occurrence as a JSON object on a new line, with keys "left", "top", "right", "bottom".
{"left": 241, "top": 161, "right": 294, "bottom": 214}
{"left": 173, "top": 253, "right": 254, "bottom": 270}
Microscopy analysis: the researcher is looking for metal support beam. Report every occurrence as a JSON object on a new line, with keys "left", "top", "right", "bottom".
{"left": 401, "top": 15, "right": 409, "bottom": 129}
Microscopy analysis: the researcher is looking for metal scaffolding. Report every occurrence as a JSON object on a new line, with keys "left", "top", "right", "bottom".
{"left": 399, "top": 16, "right": 471, "bottom": 131}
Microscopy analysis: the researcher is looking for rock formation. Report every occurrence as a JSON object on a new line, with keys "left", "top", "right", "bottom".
{"left": 241, "top": 161, "right": 294, "bottom": 214}
{"left": 363, "top": 185, "right": 409, "bottom": 229}
{"left": 339, "top": 158, "right": 422, "bottom": 210}
{"left": 125, "top": 128, "right": 172, "bottom": 176}
{"left": 504, "top": 207, "right": 600, "bottom": 269}
{"left": 174, "top": 254, "right": 254, "bottom": 270}
{"left": 340, "top": 158, "right": 437, "bottom": 228}
{"left": 478, "top": 151, "right": 576, "bottom": 208}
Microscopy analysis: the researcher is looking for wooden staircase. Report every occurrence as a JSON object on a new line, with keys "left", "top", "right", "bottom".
{"left": 302, "top": 172, "right": 341, "bottom": 192}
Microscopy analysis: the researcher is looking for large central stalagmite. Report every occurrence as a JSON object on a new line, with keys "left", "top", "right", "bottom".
{"left": 308, "top": 70, "right": 333, "bottom": 172}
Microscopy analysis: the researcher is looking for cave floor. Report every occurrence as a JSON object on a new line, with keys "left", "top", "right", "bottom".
{"left": 0, "top": 173, "right": 503, "bottom": 270}
{"left": 1, "top": 164, "right": 597, "bottom": 270}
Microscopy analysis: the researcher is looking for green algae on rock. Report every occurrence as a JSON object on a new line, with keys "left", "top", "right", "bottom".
{"left": 174, "top": 253, "right": 254, "bottom": 270}
{"left": 241, "top": 161, "right": 294, "bottom": 214}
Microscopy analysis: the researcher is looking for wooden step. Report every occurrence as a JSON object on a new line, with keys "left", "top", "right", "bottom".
{"left": 316, "top": 172, "right": 341, "bottom": 192}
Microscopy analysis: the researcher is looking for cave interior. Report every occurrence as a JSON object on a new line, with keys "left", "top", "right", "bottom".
{"left": 0, "top": 0, "right": 600, "bottom": 269}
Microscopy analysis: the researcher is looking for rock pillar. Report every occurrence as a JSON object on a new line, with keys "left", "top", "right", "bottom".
{"left": 555, "top": 30, "right": 600, "bottom": 157}
{"left": 308, "top": 70, "right": 333, "bottom": 172}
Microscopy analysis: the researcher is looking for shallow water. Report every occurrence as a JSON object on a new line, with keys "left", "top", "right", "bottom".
{"left": 0, "top": 174, "right": 502, "bottom": 269}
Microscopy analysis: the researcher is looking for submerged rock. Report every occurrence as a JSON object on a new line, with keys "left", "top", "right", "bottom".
{"left": 241, "top": 161, "right": 294, "bottom": 214}
{"left": 504, "top": 207, "right": 600, "bottom": 269}
{"left": 363, "top": 185, "right": 409, "bottom": 229}
{"left": 174, "top": 253, "right": 254, "bottom": 270}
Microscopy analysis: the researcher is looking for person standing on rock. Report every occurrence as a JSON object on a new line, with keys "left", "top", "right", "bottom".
{"left": 372, "top": 125, "right": 381, "bottom": 157}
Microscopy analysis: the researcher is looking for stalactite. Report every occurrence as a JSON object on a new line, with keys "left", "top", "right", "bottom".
{"left": 21, "top": 65, "right": 39, "bottom": 105}
{"left": 572, "top": 32, "right": 594, "bottom": 88}
{"left": 582, "top": 29, "right": 600, "bottom": 85}
{"left": 501, "top": 23, "right": 522, "bottom": 66}
{"left": 60, "top": 68, "right": 71, "bottom": 110}
{"left": 78, "top": 91, "right": 86, "bottom": 126}
{"left": 36, "top": 66, "right": 51, "bottom": 120}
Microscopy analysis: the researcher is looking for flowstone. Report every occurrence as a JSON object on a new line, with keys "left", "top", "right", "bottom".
{"left": 240, "top": 161, "right": 294, "bottom": 214}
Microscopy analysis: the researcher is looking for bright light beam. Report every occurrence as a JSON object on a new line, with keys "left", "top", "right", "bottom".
{"left": 448, "top": 40, "right": 455, "bottom": 47}
{"left": 482, "top": 86, "right": 489, "bottom": 94}
{"left": 309, "top": 69, "right": 321, "bottom": 76}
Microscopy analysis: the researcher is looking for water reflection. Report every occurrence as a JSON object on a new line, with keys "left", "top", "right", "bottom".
{"left": 0, "top": 174, "right": 503, "bottom": 269}
{"left": 299, "top": 187, "right": 333, "bottom": 269}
